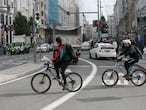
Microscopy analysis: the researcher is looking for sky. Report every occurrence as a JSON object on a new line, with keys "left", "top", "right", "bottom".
{"left": 78, "top": 0, "right": 117, "bottom": 23}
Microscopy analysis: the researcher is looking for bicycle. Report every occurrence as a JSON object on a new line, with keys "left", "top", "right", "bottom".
{"left": 102, "top": 58, "right": 146, "bottom": 87}
{"left": 31, "top": 58, "right": 83, "bottom": 94}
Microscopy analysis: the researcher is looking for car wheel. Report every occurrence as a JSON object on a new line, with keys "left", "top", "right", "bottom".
{"left": 89, "top": 53, "right": 92, "bottom": 58}
{"left": 95, "top": 54, "right": 99, "bottom": 59}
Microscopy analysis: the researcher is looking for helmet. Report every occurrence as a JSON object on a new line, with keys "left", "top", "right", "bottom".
{"left": 123, "top": 39, "right": 131, "bottom": 45}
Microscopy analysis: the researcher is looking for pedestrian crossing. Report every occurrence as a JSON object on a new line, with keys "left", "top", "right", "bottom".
{"left": 102, "top": 72, "right": 130, "bottom": 86}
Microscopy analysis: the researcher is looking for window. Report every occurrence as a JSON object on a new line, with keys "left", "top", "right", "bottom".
{"left": 4, "top": 0, "right": 7, "bottom": 5}
{"left": 1, "top": 14, "right": 4, "bottom": 23}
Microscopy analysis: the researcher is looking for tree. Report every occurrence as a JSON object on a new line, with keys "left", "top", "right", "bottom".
{"left": 14, "top": 12, "right": 32, "bottom": 36}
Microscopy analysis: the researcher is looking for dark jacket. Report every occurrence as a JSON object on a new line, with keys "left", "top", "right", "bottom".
{"left": 52, "top": 43, "right": 72, "bottom": 63}
{"left": 120, "top": 45, "right": 139, "bottom": 60}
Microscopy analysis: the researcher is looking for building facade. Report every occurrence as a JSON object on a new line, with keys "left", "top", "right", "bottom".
{"left": 136, "top": 0, "right": 146, "bottom": 47}
{"left": 46, "top": 0, "right": 59, "bottom": 25}
{"left": 107, "top": 15, "right": 115, "bottom": 37}
{"left": 14, "top": 0, "right": 33, "bottom": 18}
{"left": 0, "top": 0, "right": 14, "bottom": 45}
{"left": 58, "top": 0, "right": 79, "bottom": 26}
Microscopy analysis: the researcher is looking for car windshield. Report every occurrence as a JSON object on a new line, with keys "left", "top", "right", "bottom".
{"left": 40, "top": 44, "right": 48, "bottom": 47}
{"left": 100, "top": 44, "right": 114, "bottom": 49}
{"left": 13, "top": 42, "right": 22, "bottom": 46}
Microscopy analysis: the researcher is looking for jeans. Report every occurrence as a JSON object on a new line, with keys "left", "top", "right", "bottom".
{"left": 124, "top": 58, "right": 138, "bottom": 75}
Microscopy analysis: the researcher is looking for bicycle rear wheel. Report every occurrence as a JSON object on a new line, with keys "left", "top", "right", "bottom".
{"left": 131, "top": 69, "right": 146, "bottom": 86}
{"left": 102, "top": 69, "right": 119, "bottom": 87}
{"left": 31, "top": 73, "right": 51, "bottom": 94}
{"left": 66, "top": 72, "right": 83, "bottom": 92}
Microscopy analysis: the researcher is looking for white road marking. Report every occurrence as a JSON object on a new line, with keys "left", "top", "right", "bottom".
{"left": 41, "top": 58, "right": 97, "bottom": 110}
{"left": 117, "top": 80, "right": 129, "bottom": 85}
{"left": 98, "top": 65, "right": 116, "bottom": 68}
{"left": 70, "top": 65, "right": 90, "bottom": 68}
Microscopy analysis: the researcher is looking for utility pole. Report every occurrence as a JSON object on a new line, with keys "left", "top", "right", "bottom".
{"left": 100, "top": 0, "right": 102, "bottom": 19}
{"left": 97, "top": 0, "right": 100, "bottom": 38}
{"left": 32, "top": 8, "right": 37, "bottom": 63}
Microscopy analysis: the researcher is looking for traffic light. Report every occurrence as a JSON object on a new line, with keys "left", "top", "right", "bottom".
{"left": 35, "top": 12, "right": 40, "bottom": 25}
{"left": 67, "top": 11, "right": 70, "bottom": 15}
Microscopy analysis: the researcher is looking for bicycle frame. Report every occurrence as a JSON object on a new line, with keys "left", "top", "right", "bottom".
{"left": 42, "top": 64, "right": 64, "bottom": 85}
{"left": 110, "top": 60, "right": 135, "bottom": 76}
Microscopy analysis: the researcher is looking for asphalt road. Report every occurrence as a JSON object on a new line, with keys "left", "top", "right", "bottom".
{"left": 0, "top": 51, "right": 146, "bottom": 110}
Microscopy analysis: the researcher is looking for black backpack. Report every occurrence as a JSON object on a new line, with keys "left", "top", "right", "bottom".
{"left": 64, "top": 43, "right": 77, "bottom": 60}
{"left": 134, "top": 46, "right": 143, "bottom": 58}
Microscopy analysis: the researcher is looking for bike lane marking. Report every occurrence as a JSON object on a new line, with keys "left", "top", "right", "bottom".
{"left": 41, "top": 58, "right": 97, "bottom": 110}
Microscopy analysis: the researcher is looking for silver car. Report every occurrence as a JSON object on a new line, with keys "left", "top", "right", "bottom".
{"left": 36, "top": 43, "right": 50, "bottom": 53}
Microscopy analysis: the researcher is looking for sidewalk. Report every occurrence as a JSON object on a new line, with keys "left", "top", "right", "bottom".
{"left": 0, "top": 62, "right": 44, "bottom": 83}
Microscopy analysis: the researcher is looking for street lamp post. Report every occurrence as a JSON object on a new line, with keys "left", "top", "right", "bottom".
{"left": 32, "top": 8, "right": 37, "bottom": 63}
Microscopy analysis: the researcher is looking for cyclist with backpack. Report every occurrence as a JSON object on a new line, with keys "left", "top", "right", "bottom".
{"left": 117, "top": 39, "right": 141, "bottom": 80}
{"left": 49, "top": 37, "right": 72, "bottom": 90}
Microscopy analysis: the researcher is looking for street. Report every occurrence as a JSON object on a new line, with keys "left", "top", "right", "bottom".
{"left": 0, "top": 51, "right": 146, "bottom": 110}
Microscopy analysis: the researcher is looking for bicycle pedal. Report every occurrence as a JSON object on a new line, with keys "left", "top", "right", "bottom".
{"left": 52, "top": 77, "right": 57, "bottom": 80}
{"left": 62, "top": 85, "right": 68, "bottom": 90}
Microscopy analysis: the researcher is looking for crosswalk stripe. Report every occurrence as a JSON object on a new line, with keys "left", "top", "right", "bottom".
{"left": 102, "top": 72, "right": 130, "bottom": 86}
{"left": 117, "top": 79, "right": 129, "bottom": 85}
{"left": 65, "top": 69, "right": 71, "bottom": 73}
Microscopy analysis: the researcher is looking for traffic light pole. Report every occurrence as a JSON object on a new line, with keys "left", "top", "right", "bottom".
{"left": 32, "top": 9, "right": 37, "bottom": 63}
{"left": 97, "top": 0, "right": 100, "bottom": 38}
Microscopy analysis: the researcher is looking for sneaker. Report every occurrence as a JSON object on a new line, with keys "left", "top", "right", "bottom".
{"left": 128, "top": 75, "right": 132, "bottom": 80}
{"left": 62, "top": 84, "right": 68, "bottom": 90}
{"left": 123, "top": 74, "right": 129, "bottom": 79}
{"left": 123, "top": 74, "right": 132, "bottom": 81}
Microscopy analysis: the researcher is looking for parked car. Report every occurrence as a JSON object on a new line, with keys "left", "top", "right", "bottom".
{"left": 89, "top": 42, "right": 116, "bottom": 59}
{"left": 81, "top": 42, "right": 90, "bottom": 51}
{"left": 36, "top": 43, "right": 50, "bottom": 53}
{"left": 12, "top": 42, "right": 28, "bottom": 54}
{"left": 49, "top": 43, "right": 53, "bottom": 51}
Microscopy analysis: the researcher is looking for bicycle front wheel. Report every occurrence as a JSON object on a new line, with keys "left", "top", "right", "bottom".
{"left": 31, "top": 73, "right": 51, "bottom": 94}
{"left": 66, "top": 72, "right": 83, "bottom": 92}
{"left": 102, "top": 69, "right": 119, "bottom": 87}
{"left": 131, "top": 69, "right": 146, "bottom": 86}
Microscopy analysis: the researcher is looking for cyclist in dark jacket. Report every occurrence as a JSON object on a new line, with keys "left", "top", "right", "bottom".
{"left": 118, "top": 39, "right": 139, "bottom": 80}
{"left": 51, "top": 37, "right": 72, "bottom": 90}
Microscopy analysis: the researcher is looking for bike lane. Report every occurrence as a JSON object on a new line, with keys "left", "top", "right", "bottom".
{"left": 0, "top": 58, "right": 97, "bottom": 110}
{"left": 41, "top": 58, "right": 97, "bottom": 110}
